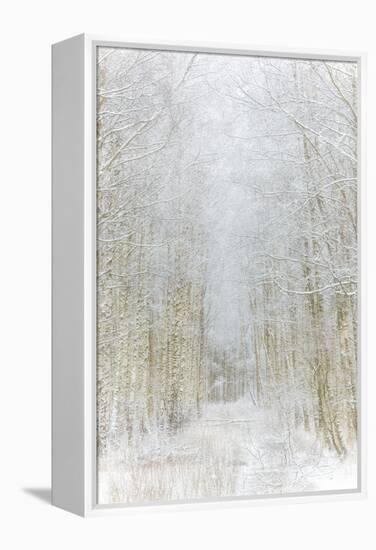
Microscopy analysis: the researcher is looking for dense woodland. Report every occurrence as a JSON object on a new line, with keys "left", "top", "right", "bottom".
{"left": 96, "top": 47, "right": 358, "bottom": 504}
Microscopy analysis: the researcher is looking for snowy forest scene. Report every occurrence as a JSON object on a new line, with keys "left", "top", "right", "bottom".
{"left": 96, "top": 46, "right": 359, "bottom": 506}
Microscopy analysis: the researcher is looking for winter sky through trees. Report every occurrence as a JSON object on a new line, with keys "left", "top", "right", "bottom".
{"left": 96, "top": 46, "right": 358, "bottom": 505}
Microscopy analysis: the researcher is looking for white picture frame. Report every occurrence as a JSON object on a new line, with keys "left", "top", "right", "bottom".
{"left": 52, "top": 34, "right": 366, "bottom": 516}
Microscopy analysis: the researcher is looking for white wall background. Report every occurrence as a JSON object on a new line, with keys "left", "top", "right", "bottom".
{"left": 1, "top": 0, "right": 374, "bottom": 547}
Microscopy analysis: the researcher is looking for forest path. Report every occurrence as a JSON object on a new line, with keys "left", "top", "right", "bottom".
{"left": 99, "top": 399, "right": 356, "bottom": 504}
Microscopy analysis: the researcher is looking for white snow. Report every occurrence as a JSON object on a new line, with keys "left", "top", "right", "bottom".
{"left": 98, "top": 398, "right": 357, "bottom": 505}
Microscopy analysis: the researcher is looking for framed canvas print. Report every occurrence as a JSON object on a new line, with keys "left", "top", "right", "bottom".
{"left": 52, "top": 35, "right": 366, "bottom": 516}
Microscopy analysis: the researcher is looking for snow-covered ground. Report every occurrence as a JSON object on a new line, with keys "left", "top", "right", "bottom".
{"left": 98, "top": 399, "right": 357, "bottom": 505}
